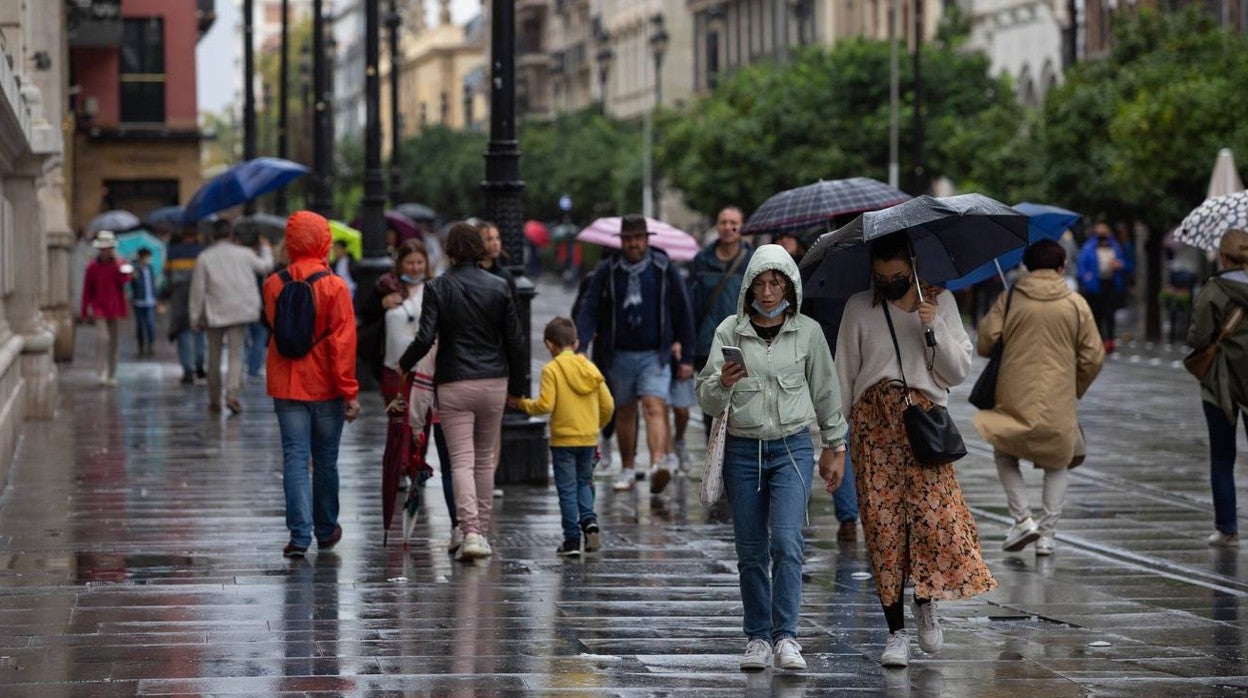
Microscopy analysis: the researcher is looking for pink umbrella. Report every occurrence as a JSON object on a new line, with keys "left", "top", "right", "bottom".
{"left": 576, "top": 216, "right": 699, "bottom": 262}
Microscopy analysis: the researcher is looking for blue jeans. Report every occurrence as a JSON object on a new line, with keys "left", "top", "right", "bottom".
{"left": 1203, "top": 400, "right": 1246, "bottom": 535}
{"left": 133, "top": 305, "right": 155, "bottom": 347}
{"left": 832, "top": 432, "right": 858, "bottom": 523}
{"left": 245, "top": 321, "right": 269, "bottom": 377}
{"left": 176, "top": 329, "right": 206, "bottom": 372}
{"left": 551, "top": 446, "right": 597, "bottom": 541}
{"left": 275, "top": 398, "right": 346, "bottom": 547}
{"left": 724, "top": 432, "right": 815, "bottom": 643}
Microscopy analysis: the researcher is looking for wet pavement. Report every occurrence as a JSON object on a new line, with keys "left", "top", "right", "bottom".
{"left": 1, "top": 279, "right": 1247, "bottom": 696}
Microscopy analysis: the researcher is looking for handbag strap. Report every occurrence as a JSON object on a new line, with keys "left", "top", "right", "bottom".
{"left": 1216, "top": 304, "right": 1246, "bottom": 344}
{"left": 702, "top": 249, "right": 748, "bottom": 318}
{"left": 881, "top": 302, "right": 910, "bottom": 396}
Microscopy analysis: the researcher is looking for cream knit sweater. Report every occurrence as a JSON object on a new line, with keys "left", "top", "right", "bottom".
{"left": 834, "top": 288, "right": 973, "bottom": 417}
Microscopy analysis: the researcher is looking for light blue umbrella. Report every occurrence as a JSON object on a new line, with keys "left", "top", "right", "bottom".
{"left": 117, "top": 230, "right": 167, "bottom": 291}
{"left": 943, "top": 202, "right": 1081, "bottom": 292}
{"left": 87, "top": 210, "right": 141, "bottom": 235}
{"left": 181, "top": 157, "right": 308, "bottom": 225}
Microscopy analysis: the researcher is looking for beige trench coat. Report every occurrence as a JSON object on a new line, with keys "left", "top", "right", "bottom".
{"left": 973, "top": 269, "right": 1106, "bottom": 470}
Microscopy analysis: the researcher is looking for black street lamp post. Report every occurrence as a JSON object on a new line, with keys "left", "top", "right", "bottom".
{"left": 275, "top": 0, "right": 290, "bottom": 214}
{"left": 355, "top": 0, "right": 390, "bottom": 316}
{"left": 386, "top": 1, "right": 402, "bottom": 203}
{"left": 911, "top": 0, "right": 926, "bottom": 193}
{"left": 484, "top": 0, "right": 547, "bottom": 485}
{"left": 595, "top": 27, "right": 613, "bottom": 115}
{"left": 648, "top": 14, "right": 668, "bottom": 219}
{"left": 311, "top": 0, "right": 334, "bottom": 216}
{"left": 243, "top": 0, "right": 256, "bottom": 213}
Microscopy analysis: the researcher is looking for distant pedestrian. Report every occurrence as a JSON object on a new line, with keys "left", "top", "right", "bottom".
{"left": 1187, "top": 229, "right": 1248, "bottom": 548}
{"left": 81, "top": 231, "right": 132, "bottom": 386}
{"left": 687, "top": 205, "right": 753, "bottom": 456}
{"left": 190, "top": 218, "right": 274, "bottom": 414}
{"left": 696, "top": 245, "right": 847, "bottom": 672}
{"left": 1077, "top": 222, "right": 1129, "bottom": 353}
{"left": 511, "top": 317, "right": 615, "bottom": 557}
{"left": 165, "top": 226, "right": 206, "bottom": 384}
{"left": 974, "top": 240, "right": 1105, "bottom": 557}
{"left": 244, "top": 234, "right": 271, "bottom": 379}
{"left": 575, "top": 214, "right": 696, "bottom": 493}
{"left": 129, "top": 247, "right": 158, "bottom": 358}
{"left": 477, "top": 220, "right": 517, "bottom": 297}
{"left": 835, "top": 232, "right": 995, "bottom": 668}
{"left": 264, "top": 210, "right": 360, "bottom": 558}
{"left": 331, "top": 239, "right": 356, "bottom": 298}
{"left": 399, "top": 222, "right": 526, "bottom": 562}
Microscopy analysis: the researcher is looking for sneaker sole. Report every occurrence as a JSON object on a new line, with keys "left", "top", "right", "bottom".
{"left": 739, "top": 659, "right": 769, "bottom": 671}
{"left": 775, "top": 657, "right": 808, "bottom": 670}
{"left": 1035, "top": 547, "right": 1055, "bottom": 557}
{"left": 881, "top": 655, "right": 910, "bottom": 668}
{"left": 1003, "top": 530, "right": 1041, "bottom": 552}
{"left": 557, "top": 550, "right": 582, "bottom": 558}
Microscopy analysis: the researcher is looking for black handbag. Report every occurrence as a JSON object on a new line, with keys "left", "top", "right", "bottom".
{"left": 968, "top": 288, "right": 1015, "bottom": 410}
{"left": 882, "top": 302, "right": 968, "bottom": 467}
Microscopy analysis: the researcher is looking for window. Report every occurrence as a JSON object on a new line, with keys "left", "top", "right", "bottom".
{"left": 120, "top": 18, "right": 165, "bottom": 124}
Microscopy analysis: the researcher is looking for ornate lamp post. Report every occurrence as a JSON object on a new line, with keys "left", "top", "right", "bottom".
{"left": 646, "top": 13, "right": 668, "bottom": 219}
{"left": 243, "top": 0, "right": 256, "bottom": 213}
{"left": 275, "top": 0, "right": 290, "bottom": 213}
{"left": 386, "top": 0, "right": 402, "bottom": 203}
{"left": 311, "top": 0, "right": 334, "bottom": 216}
{"left": 354, "top": 0, "right": 389, "bottom": 317}
{"left": 484, "top": 0, "right": 547, "bottom": 485}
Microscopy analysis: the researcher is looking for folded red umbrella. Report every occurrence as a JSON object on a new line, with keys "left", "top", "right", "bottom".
{"left": 524, "top": 220, "right": 551, "bottom": 248}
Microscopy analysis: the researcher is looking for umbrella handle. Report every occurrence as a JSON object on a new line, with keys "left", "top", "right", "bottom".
{"left": 911, "top": 257, "right": 938, "bottom": 348}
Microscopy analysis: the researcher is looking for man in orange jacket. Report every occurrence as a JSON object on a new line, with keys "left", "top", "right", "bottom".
{"left": 265, "top": 210, "right": 361, "bottom": 558}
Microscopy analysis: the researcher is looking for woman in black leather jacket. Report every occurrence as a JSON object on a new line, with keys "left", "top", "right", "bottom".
{"left": 400, "top": 222, "right": 526, "bottom": 561}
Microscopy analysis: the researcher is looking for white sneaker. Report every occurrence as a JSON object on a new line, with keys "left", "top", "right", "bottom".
{"left": 598, "top": 437, "right": 614, "bottom": 470}
{"left": 1003, "top": 517, "right": 1041, "bottom": 552}
{"left": 880, "top": 631, "right": 911, "bottom": 667}
{"left": 674, "top": 441, "right": 690, "bottom": 473}
{"left": 460, "top": 533, "right": 489, "bottom": 560}
{"left": 447, "top": 527, "right": 465, "bottom": 554}
{"left": 480, "top": 537, "right": 493, "bottom": 557}
{"left": 1035, "top": 534, "right": 1056, "bottom": 556}
{"left": 613, "top": 469, "right": 635, "bottom": 491}
{"left": 739, "top": 638, "right": 771, "bottom": 671}
{"left": 1208, "top": 531, "right": 1240, "bottom": 547}
{"left": 773, "top": 637, "right": 807, "bottom": 670}
{"left": 912, "top": 601, "right": 943, "bottom": 654}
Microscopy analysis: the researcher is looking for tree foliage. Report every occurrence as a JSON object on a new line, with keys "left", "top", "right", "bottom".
{"left": 657, "top": 39, "right": 1025, "bottom": 215}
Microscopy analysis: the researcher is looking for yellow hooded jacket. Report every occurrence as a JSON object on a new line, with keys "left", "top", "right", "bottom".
{"left": 518, "top": 350, "right": 614, "bottom": 447}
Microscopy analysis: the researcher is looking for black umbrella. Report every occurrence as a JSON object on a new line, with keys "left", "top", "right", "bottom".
{"left": 393, "top": 202, "right": 438, "bottom": 223}
{"left": 742, "top": 177, "right": 911, "bottom": 236}
{"left": 800, "top": 194, "right": 1029, "bottom": 301}
{"left": 234, "top": 213, "right": 288, "bottom": 245}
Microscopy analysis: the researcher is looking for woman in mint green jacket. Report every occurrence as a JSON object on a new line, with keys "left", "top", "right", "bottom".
{"left": 696, "top": 244, "right": 847, "bottom": 673}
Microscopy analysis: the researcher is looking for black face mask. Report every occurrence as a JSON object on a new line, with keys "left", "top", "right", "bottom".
{"left": 875, "top": 276, "right": 912, "bottom": 301}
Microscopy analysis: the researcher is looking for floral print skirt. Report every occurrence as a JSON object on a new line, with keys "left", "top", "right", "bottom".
{"left": 850, "top": 379, "right": 997, "bottom": 606}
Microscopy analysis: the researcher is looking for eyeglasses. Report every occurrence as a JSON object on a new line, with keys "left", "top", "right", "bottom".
{"left": 751, "top": 278, "right": 788, "bottom": 293}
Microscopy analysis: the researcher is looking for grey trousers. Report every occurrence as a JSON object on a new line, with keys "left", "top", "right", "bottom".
{"left": 205, "top": 325, "right": 246, "bottom": 405}
{"left": 994, "top": 449, "right": 1070, "bottom": 536}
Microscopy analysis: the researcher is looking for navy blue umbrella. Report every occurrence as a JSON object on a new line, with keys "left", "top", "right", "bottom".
{"left": 800, "top": 194, "right": 1029, "bottom": 300}
{"left": 180, "top": 158, "right": 309, "bottom": 225}
{"left": 943, "top": 202, "right": 1081, "bottom": 291}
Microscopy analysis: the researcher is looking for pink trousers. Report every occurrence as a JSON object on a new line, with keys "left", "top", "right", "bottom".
{"left": 436, "top": 378, "right": 507, "bottom": 535}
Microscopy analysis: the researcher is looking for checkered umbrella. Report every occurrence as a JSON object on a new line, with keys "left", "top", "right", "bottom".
{"left": 1174, "top": 191, "right": 1248, "bottom": 252}
{"left": 741, "top": 177, "right": 911, "bottom": 236}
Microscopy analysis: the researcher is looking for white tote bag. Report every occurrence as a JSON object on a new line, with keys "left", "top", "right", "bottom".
{"left": 699, "top": 406, "right": 730, "bottom": 505}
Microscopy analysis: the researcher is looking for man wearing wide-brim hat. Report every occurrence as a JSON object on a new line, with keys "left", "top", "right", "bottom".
{"left": 81, "top": 231, "right": 134, "bottom": 386}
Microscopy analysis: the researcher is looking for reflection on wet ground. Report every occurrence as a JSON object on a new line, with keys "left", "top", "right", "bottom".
{"left": 0, "top": 288, "right": 1246, "bottom": 694}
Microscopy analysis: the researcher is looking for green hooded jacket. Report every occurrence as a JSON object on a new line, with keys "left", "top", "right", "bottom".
{"left": 695, "top": 244, "right": 847, "bottom": 448}
{"left": 1188, "top": 269, "right": 1248, "bottom": 420}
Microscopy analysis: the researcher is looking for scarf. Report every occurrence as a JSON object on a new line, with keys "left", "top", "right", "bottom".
{"left": 618, "top": 253, "right": 652, "bottom": 312}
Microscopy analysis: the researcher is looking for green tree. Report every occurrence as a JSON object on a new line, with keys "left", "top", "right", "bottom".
{"left": 657, "top": 40, "right": 1026, "bottom": 217}
{"left": 1032, "top": 8, "right": 1248, "bottom": 338}
{"left": 395, "top": 126, "right": 489, "bottom": 219}
{"left": 519, "top": 109, "right": 643, "bottom": 222}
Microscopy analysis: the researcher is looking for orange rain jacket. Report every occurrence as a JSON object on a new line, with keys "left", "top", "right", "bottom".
{"left": 264, "top": 211, "right": 360, "bottom": 402}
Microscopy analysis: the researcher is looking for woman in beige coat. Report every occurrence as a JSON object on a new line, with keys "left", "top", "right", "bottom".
{"left": 973, "top": 240, "right": 1106, "bottom": 556}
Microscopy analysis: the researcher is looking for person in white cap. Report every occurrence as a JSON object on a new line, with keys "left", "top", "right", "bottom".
{"left": 80, "top": 230, "right": 133, "bottom": 385}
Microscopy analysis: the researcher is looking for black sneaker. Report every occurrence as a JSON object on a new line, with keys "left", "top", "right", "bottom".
{"left": 556, "top": 539, "right": 582, "bottom": 557}
{"left": 283, "top": 541, "right": 308, "bottom": 558}
{"left": 180, "top": 370, "right": 194, "bottom": 385}
{"left": 582, "top": 521, "right": 601, "bottom": 552}
{"left": 195, "top": 365, "right": 207, "bottom": 380}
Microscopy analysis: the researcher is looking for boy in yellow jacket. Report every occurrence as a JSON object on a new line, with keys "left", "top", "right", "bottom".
{"left": 510, "top": 317, "right": 615, "bottom": 556}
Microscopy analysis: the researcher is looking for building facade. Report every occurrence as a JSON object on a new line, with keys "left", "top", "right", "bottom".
{"left": 70, "top": 0, "right": 211, "bottom": 230}
{"left": 331, "top": 0, "right": 366, "bottom": 141}
{"left": 0, "top": 1, "right": 72, "bottom": 485}
{"left": 963, "top": 0, "right": 1068, "bottom": 107}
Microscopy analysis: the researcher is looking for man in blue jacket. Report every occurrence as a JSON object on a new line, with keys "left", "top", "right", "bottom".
{"left": 576, "top": 214, "right": 695, "bottom": 494}
{"left": 1077, "top": 223, "right": 1130, "bottom": 353}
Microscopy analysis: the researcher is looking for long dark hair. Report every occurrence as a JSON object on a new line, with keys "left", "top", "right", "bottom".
{"left": 445, "top": 222, "right": 486, "bottom": 264}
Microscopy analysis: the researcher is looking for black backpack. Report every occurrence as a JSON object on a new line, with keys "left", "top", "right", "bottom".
{"left": 270, "top": 269, "right": 330, "bottom": 358}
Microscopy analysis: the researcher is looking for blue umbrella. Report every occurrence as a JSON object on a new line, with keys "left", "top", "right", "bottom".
{"left": 180, "top": 157, "right": 309, "bottom": 225}
{"left": 943, "top": 202, "right": 1081, "bottom": 292}
{"left": 145, "top": 205, "right": 185, "bottom": 232}
{"left": 117, "top": 230, "right": 167, "bottom": 290}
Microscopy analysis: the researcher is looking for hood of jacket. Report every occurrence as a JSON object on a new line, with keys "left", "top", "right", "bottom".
{"left": 552, "top": 351, "right": 605, "bottom": 396}
{"left": 1211, "top": 269, "right": 1248, "bottom": 305}
{"left": 1014, "top": 269, "right": 1072, "bottom": 302}
{"left": 286, "top": 210, "right": 331, "bottom": 262}
{"left": 736, "top": 244, "right": 801, "bottom": 318}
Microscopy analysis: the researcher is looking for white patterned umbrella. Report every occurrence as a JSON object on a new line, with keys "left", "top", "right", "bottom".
{"left": 1174, "top": 191, "right": 1248, "bottom": 252}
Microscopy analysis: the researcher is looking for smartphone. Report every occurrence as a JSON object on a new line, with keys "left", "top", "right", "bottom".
{"left": 721, "top": 346, "right": 747, "bottom": 376}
